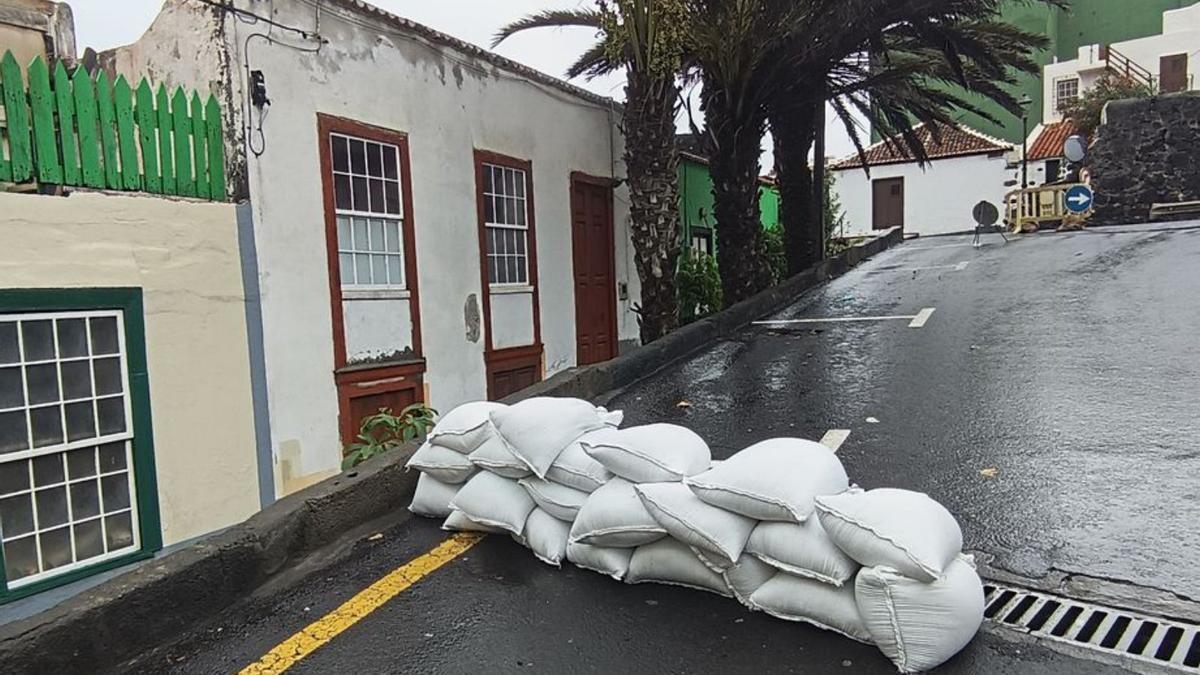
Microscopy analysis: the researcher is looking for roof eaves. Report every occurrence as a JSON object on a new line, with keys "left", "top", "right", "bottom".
{"left": 323, "top": 0, "right": 620, "bottom": 111}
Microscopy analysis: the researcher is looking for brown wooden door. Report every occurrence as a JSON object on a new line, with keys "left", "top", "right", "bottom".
{"left": 570, "top": 175, "right": 618, "bottom": 366}
{"left": 872, "top": 177, "right": 904, "bottom": 230}
{"left": 1160, "top": 54, "right": 1188, "bottom": 93}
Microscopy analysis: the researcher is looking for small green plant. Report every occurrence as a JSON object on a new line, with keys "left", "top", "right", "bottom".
{"left": 342, "top": 403, "right": 438, "bottom": 469}
{"left": 677, "top": 251, "right": 724, "bottom": 324}
{"left": 760, "top": 226, "right": 788, "bottom": 285}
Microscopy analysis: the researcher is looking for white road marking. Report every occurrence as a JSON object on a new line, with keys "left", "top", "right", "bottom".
{"left": 908, "top": 307, "right": 936, "bottom": 328}
{"left": 898, "top": 243, "right": 981, "bottom": 252}
{"left": 754, "top": 307, "right": 937, "bottom": 329}
{"left": 819, "top": 429, "right": 851, "bottom": 452}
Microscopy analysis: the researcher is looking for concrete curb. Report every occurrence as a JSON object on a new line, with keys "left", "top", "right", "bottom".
{"left": 0, "top": 226, "right": 902, "bottom": 672}
{"left": 0, "top": 442, "right": 424, "bottom": 673}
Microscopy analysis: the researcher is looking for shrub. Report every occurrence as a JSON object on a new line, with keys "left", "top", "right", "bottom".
{"left": 342, "top": 403, "right": 438, "bottom": 469}
{"left": 677, "top": 251, "right": 724, "bottom": 324}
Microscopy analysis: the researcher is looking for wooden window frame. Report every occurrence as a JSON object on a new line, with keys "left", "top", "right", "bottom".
{"left": 473, "top": 150, "right": 543, "bottom": 399}
{"left": 0, "top": 288, "right": 161, "bottom": 604}
{"left": 317, "top": 114, "right": 425, "bottom": 443}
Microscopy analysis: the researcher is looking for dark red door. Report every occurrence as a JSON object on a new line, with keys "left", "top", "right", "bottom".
{"left": 872, "top": 177, "right": 904, "bottom": 230}
{"left": 571, "top": 175, "right": 618, "bottom": 365}
{"left": 1160, "top": 54, "right": 1188, "bottom": 93}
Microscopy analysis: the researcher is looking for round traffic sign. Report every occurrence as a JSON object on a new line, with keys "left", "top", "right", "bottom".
{"left": 1064, "top": 184, "right": 1094, "bottom": 214}
{"left": 1063, "top": 135, "right": 1087, "bottom": 163}
{"left": 972, "top": 200, "right": 999, "bottom": 226}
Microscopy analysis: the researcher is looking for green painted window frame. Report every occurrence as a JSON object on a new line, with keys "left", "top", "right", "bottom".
{"left": 0, "top": 287, "right": 162, "bottom": 604}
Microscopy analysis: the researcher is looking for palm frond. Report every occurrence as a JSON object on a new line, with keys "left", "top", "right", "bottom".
{"left": 492, "top": 8, "right": 603, "bottom": 48}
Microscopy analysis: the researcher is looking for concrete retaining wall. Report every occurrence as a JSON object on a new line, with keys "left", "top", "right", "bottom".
{"left": 1089, "top": 93, "right": 1200, "bottom": 225}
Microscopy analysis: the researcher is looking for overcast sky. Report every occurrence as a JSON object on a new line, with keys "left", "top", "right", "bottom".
{"left": 68, "top": 0, "right": 858, "bottom": 164}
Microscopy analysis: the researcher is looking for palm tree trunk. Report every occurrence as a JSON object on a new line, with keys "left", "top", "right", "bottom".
{"left": 623, "top": 71, "right": 681, "bottom": 344}
{"left": 770, "top": 101, "right": 818, "bottom": 276}
{"left": 705, "top": 102, "right": 769, "bottom": 305}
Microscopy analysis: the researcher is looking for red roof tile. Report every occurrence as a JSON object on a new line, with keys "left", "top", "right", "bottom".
{"left": 1027, "top": 120, "right": 1080, "bottom": 161}
{"left": 830, "top": 123, "right": 1012, "bottom": 170}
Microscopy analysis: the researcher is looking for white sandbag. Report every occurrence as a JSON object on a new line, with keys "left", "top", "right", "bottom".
{"left": 405, "top": 441, "right": 478, "bottom": 484}
{"left": 409, "top": 472, "right": 461, "bottom": 518}
{"left": 428, "top": 401, "right": 507, "bottom": 453}
{"left": 581, "top": 424, "right": 711, "bottom": 483}
{"left": 566, "top": 540, "right": 633, "bottom": 580}
{"left": 815, "top": 488, "right": 962, "bottom": 582}
{"left": 517, "top": 508, "right": 571, "bottom": 567}
{"left": 569, "top": 477, "right": 667, "bottom": 547}
{"left": 722, "top": 554, "right": 777, "bottom": 608}
{"left": 685, "top": 438, "right": 848, "bottom": 522}
{"left": 519, "top": 477, "right": 589, "bottom": 522}
{"left": 856, "top": 555, "right": 985, "bottom": 673}
{"left": 545, "top": 435, "right": 613, "bottom": 492}
{"left": 441, "top": 509, "right": 504, "bottom": 533}
{"left": 468, "top": 435, "right": 532, "bottom": 479}
{"left": 449, "top": 471, "right": 536, "bottom": 536}
{"left": 635, "top": 482, "right": 756, "bottom": 567}
{"left": 748, "top": 571, "right": 872, "bottom": 642}
{"left": 626, "top": 538, "right": 732, "bottom": 597}
{"left": 490, "top": 397, "right": 621, "bottom": 478}
{"left": 745, "top": 518, "right": 859, "bottom": 586}
{"left": 691, "top": 546, "right": 732, "bottom": 572}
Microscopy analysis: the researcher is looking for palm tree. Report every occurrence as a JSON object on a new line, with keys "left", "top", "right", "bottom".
{"left": 494, "top": 2, "right": 687, "bottom": 345}
{"left": 681, "top": 0, "right": 815, "bottom": 303}
{"left": 767, "top": 3, "right": 1058, "bottom": 272}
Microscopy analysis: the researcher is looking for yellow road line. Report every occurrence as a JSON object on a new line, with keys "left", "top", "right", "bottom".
{"left": 240, "top": 532, "right": 483, "bottom": 675}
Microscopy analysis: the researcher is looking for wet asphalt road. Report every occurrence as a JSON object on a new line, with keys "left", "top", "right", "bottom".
{"left": 126, "top": 222, "right": 1200, "bottom": 674}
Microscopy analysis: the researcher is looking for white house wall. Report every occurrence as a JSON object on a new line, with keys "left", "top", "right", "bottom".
{"left": 490, "top": 290, "right": 536, "bottom": 350}
{"left": 342, "top": 297, "right": 413, "bottom": 362}
{"left": 833, "top": 153, "right": 1013, "bottom": 237}
{"left": 1043, "top": 3, "right": 1200, "bottom": 123}
{"left": 221, "top": 0, "right": 639, "bottom": 489}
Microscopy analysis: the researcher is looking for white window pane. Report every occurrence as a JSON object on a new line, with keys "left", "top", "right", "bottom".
{"left": 353, "top": 218, "right": 369, "bottom": 252}
{"left": 337, "top": 216, "right": 351, "bottom": 249}
{"left": 484, "top": 194, "right": 495, "bottom": 222}
{"left": 355, "top": 254, "right": 371, "bottom": 284}
{"left": 515, "top": 199, "right": 526, "bottom": 226}
{"left": 369, "top": 220, "right": 386, "bottom": 252}
{"left": 506, "top": 257, "right": 518, "bottom": 285}
{"left": 514, "top": 172, "right": 525, "bottom": 198}
{"left": 385, "top": 221, "right": 401, "bottom": 253}
{"left": 515, "top": 230, "right": 526, "bottom": 255}
{"left": 504, "top": 168, "right": 515, "bottom": 195}
{"left": 372, "top": 255, "right": 387, "bottom": 284}
{"left": 387, "top": 255, "right": 403, "bottom": 286}
{"left": 487, "top": 255, "right": 499, "bottom": 285}
{"left": 340, "top": 253, "right": 354, "bottom": 285}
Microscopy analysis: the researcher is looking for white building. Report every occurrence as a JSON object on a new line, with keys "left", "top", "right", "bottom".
{"left": 1025, "top": 2, "right": 1200, "bottom": 185}
{"left": 1042, "top": 2, "right": 1200, "bottom": 125}
{"left": 830, "top": 124, "right": 1014, "bottom": 238}
{"left": 103, "top": 0, "right": 642, "bottom": 497}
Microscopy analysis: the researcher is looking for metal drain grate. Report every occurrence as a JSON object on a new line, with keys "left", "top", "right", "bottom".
{"left": 984, "top": 583, "right": 1200, "bottom": 671}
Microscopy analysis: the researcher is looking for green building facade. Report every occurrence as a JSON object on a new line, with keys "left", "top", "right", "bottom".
{"left": 678, "top": 153, "right": 780, "bottom": 257}
{"left": 935, "top": 0, "right": 1189, "bottom": 142}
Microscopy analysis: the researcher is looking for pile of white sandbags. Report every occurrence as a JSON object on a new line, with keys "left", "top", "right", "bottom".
{"left": 406, "top": 397, "right": 984, "bottom": 673}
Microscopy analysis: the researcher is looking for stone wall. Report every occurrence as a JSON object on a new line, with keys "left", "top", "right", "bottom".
{"left": 1088, "top": 93, "right": 1200, "bottom": 224}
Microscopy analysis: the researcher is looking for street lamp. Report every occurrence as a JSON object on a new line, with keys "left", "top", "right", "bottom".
{"left": 1019, "top": 94, "right": 1033, "bottom": 189}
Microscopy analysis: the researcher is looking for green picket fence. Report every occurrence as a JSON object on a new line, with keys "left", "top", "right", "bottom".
{"left": 0, "top": 50, "right": 226, "bottom": 201}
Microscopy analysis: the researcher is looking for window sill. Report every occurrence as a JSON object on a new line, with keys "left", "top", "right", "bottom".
{"left": 341, "top": 288, "right": 411, "bottom": 301}
{"left": 489, "top": 284, "right": 534, "bottom": 295}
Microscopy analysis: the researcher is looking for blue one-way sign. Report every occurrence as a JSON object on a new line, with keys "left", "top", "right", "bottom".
{"left": 1064, "top": 185, "right": 1094, "bottom": 213}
